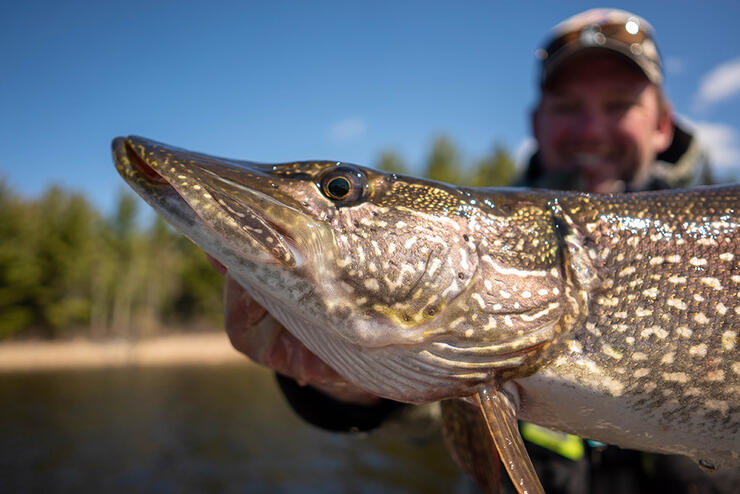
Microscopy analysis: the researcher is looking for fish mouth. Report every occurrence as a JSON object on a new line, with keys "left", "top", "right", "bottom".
{"left": 119, "top": 138, "right": 170, "bottom": 185}
{"left": 111, "top": 136, "right": 302, "bottom": 267}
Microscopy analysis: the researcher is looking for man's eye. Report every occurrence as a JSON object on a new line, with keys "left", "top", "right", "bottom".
{"left": 605, "top": 100, "right": 635, "bottom": 113}
{"left": 550, "top": 101, "right": 580, "bottom": 114}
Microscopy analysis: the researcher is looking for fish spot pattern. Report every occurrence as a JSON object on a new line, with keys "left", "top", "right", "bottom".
{"left": 551, "top": 188, "right": 738, "bottom": 433}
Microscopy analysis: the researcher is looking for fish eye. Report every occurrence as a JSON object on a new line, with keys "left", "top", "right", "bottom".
{"left": 326, "top": 176, "right": 351, "bottom": 200}
{"left": 319, "top": 166, "right": 366, "bottom": 206}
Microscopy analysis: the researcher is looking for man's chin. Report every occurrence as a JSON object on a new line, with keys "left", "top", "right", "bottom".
{"left": 576, "top": 162, "right": 628, "bottom": 193}
{"left": 585, "top": 177, "right": 627, "bottom": 194}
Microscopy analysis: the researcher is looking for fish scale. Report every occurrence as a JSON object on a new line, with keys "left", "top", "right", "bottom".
{"left": 112, "top": 136, "right": 739, "bottom": 492}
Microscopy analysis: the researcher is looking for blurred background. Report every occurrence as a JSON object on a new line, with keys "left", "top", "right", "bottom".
{"left": 1, "top": 1, "right": 738, "bottom": 492}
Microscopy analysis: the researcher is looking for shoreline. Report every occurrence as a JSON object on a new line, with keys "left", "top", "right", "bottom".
{"left": 0, "top": 333, "right": 250, "bottom": 372}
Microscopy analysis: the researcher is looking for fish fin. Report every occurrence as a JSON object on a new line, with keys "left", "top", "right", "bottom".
{"left": 475, "top": 386, "right": 545, "bottom": 494}
{"left": 441, "top": 399, "right": 503, "bottom": 493}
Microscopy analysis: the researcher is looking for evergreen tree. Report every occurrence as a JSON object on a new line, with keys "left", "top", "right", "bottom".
{"left": 0, "top": 181, "right": 38, "bottom": 337}
{"left": 108, "top": 192, "right": 146, "bottom": 337}
{"left": 38, "top": 190, "right": 98, "bottom": 335}
{"left": 376, "top": 150, "right": 408, "bottom": 175}
{"left": 425, "top": 135, "right": 462, "bottom": 184}
{"left": 468, "top": 144, "right": 517, "bottom": 187}
{"left": 168, "top": 234, "right": 223, "bottom": 328}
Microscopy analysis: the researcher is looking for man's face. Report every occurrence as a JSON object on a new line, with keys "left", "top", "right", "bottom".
{"left": 533, "top": 52, "right": 673, "bottom": 193}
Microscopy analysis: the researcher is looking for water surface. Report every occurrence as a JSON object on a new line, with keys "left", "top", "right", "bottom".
{"left": 0, "top": 365, "right": 468, "bottom": 493}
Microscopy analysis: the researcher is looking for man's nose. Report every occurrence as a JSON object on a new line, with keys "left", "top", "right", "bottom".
{"left": 573, "top": 108, "right": 609, "bottom": 139}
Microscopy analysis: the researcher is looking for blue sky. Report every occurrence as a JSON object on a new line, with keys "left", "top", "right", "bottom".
{"left": 2, "top": 1, "right": 740, "bottom": 214}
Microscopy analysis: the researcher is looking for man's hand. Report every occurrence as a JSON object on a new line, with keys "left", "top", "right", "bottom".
{"left": 208, "top": 255, "right": 382, "bottom": 406}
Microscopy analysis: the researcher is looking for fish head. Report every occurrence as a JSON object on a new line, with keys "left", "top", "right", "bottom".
{"left": 113, "top": 136, "right": 568, "bottom": 402}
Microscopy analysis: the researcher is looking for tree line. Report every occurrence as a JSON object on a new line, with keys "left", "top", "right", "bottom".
{"left": 0, "top": 136, "right": 516, "bottom": 340}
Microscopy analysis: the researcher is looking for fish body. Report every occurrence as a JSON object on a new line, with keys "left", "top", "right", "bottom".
{"left": 512, "top": 189, "right": 739, "bottom": 470}
{"left": 112, "top": 136, "right": 739, "bottom": 472}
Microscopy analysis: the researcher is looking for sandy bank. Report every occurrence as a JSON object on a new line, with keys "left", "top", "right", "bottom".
{"left": 0, "top": 333, "right": 250, "bottom": 372}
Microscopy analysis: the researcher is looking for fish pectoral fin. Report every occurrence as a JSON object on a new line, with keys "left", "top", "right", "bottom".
{"left": 440, "top": 399, "right": 503, "bottom": 493}
{"left": 476, "top": 385, "right": 545, "bottom": 494}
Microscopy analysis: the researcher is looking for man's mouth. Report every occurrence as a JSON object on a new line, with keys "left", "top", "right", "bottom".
{"left": 570, "top": 151, "right": 614, "bottom": 169}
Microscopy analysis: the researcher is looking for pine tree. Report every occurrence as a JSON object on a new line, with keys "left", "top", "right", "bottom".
{"left": 468, "top": 144, "right": 517, "bottom": 187}
{"left": 425, "top": 135, "right": 462, "bottom": 184}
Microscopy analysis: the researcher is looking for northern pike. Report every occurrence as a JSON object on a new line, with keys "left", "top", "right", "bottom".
{"left": 113, "top": 136, "right": 739, "bottom": 493}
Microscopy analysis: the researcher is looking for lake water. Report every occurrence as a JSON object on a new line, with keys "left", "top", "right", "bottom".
{"left": 0, "top": 365, "right": 470, "bottom": 493}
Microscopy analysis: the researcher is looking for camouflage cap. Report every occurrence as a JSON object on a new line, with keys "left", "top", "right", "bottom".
{"left": 537, "top": 9, "right": 663, "bottom": 87}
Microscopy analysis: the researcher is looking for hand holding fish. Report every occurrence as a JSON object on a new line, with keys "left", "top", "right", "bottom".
{"left": 211, "top": 253, "right": 382, "bottom": 406}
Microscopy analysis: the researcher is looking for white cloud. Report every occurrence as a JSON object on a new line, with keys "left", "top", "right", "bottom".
{"left": 328, "top": 117, "right": 367, "bottom": 142}
{"left": 691, "top": 120, "right": 740, "bottom": 180}
{"left": 695, "top": 57, "right": 740, "bottom": 109}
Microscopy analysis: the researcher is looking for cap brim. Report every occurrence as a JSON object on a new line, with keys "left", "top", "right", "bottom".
{"left": 541, "top": 44, "right": 662, "bottom": 87}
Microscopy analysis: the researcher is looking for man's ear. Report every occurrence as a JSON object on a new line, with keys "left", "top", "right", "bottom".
{"left": 654, "top": 100, "right": 674, "bottom": 154}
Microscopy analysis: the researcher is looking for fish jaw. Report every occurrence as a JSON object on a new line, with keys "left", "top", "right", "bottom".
{"left": 112, "top": 136, "right": 338, "bottom": 351}
{"left": 112, "top": 136, "right": 309, "bottom": 268}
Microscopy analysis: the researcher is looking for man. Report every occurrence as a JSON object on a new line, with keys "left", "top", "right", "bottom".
{"left": 513, "top": 10, "right": 722, "bottom": 493}
{"left": 213, "top": 8, "right": 725, "bottom": 493}
{"left": 522, "top": 8, "right": 710, "bottom": 194}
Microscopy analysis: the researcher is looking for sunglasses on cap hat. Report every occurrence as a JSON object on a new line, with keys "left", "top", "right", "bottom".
{"left": 538, "top": 9, "right": 663, "bottom": 87}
